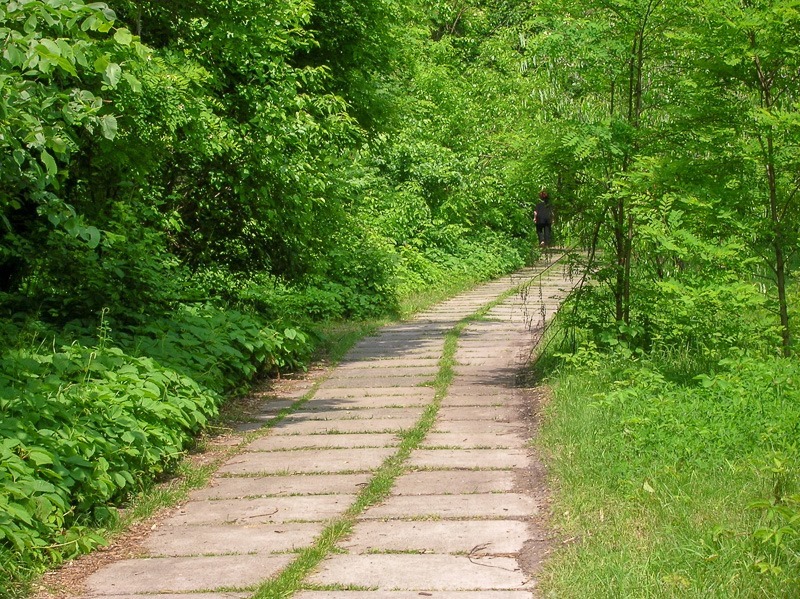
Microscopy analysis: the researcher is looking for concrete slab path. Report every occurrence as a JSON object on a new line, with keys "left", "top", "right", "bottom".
{"left": 69, "top": 251, "right": 579, "bottom": 599}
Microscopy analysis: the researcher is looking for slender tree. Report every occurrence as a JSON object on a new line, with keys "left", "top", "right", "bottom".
{"left": 684, "top": 0, "right": 800, "bottom": 355}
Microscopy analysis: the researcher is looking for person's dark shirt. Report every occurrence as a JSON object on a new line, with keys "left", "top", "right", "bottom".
{"left": 535, "top": 201, "right": 552, "bottom": 224}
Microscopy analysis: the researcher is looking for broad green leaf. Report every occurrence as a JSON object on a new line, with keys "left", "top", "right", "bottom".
{"left": 123, "top": 73, "right": 142, "bottom": 93}
{"left": 99, "top": 114, "right": 117, "bottom": 140}
{"left": 79, "top": 226, "right": 101, "bottom": 249}
{"left": 5, "top": 502, "right": 33, "bottom": 525}
{"left": 50, "top": 137, "right": 69, "bottom": 155}
{"left": 27, "top": 448, "right": 54, "bottom": 466}
{"left": 81, "top": 14, "right": 98, "bottom": 31}
{"left": 41, "top": 150, "right": 57, "bottom": 176}
{"left": 93, "top": 53, "right": 110, "bottom": 74}
{"left": 114, "top": 28, "right": 133, "bottom": 46}
{"left": 104, "top": 63, "right": 121, "bottom": 87}
{"left": 4, "top": 43, "right": 24, "bottom": 67}
{"left": 39, "top": 39, "right": 61, "bottom": 56}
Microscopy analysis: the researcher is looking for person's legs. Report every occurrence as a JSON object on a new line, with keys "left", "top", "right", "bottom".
{"left": 536, "top": 224, "right": 545, "bottom": 245}
{"left": 544, "top": 224, "right": 552, "bottom": 246}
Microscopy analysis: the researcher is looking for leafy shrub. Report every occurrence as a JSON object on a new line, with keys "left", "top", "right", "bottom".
{"left": 118, "top": 305, "right": 313, "bottom": 391}
{"left": 0, "top": 342, "right": 220, "bottom": 583}
{"left": 560, "top": 271, "right": 778, "bottom": 359}
{"left": 395, "top": 229, "right": 526, "bottom": 297}
{"left": 0, "top": 303, "right": 314, "bottom": 589}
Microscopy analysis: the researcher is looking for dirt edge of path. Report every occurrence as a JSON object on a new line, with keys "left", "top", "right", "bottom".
{"left": 514, "top": 375, "right": 557, "bottom": 592}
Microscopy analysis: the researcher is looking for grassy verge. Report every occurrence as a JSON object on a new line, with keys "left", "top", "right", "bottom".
{"left": 536, "top": 347, "right": 800, "bottom": 598}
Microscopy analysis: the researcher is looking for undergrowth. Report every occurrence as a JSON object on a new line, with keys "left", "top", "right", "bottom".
{"left": 0, "top": 305, "right": 314, "bottom": 595}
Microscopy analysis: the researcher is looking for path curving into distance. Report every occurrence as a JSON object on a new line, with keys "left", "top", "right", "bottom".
{"left": 76, "top": 251, "right": 580, "bottom": 599}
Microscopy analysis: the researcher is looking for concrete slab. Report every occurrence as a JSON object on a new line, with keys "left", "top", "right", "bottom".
{"left": 437, "top": 406, "right": 519, "bottom": 422}
{"left": 246, "top": 433, "right": 399, "bottom": 451}
{"left": 84, "top": 554, "right": 293, "bottom": 595}
{"left": 270, "top": 418, "right": 418, "bottom": 435}
{"left": 447, "top": 385, "right": 515, "bottom": 398}
{"left": 301, "top": 395, "right": 432, "bottom": 408}
{"left": 217, "top": 447, "right": 394, "bottom": 475}
{"left": 191, "top": 473, "right": 370, "bottom": 500}
{"left": 362, "top": 493, "right": 537, "bottom": 519}
{"left": 255, "top": 399, "right": 296, "bottom": 414}
{"left": 341, "top": 348, "right": 443, "bottom": 359}
{"left": 343, "top": 349, "right": 442, "bottom": 361}
{"left": 408, "top": 449, "right": 529, "bottom": 470}
{"left": 314, "top": 386, "right": 435, "bottom": 399}
{"left": 342, "top": 520, "right": 529, "bottom": 554}
{"left": 284, "top": 407, "right": 423, "bottom": 420}
{"left": 443, "top": 387, "right": 519, "bottom": 398}
{"left": 337, "top": 358, "right": 440, "bottom": 369}
{"left": 433, "top": 420, "right": 524, "bottom": 436}
{"left": 352, "top": 333, "right": 443, "bottom": 343}
{"left": 321, "top": 376, "right": 435, "bottom": 388}
{"left": 420, "top": 432, "right": 527, "bottom": 449}
{"left": 77, "top": 595, "right": 249, "bottom": 599}
{"left": 392, "top": 470, "right": 516, "bottom": 495}
{"left": 451, "top": 368, "right": 518, "bottom": 380}
{"left": 166, "top": 494, "right": 356, "bottom": 525}
{"left": 441, "top": 395, "right": 520, "bottom": 407}
{"left": 333, "top": 366, "right": 440, "bottom": 377}
{"left": 453, "top": 353, "right": 515, "bottom": 362}
{"left": 144, "top": 521, "right": 322, "bottom": 556}
{"left": 233, "top": 421, "right": 267, "bottom": 433}
{"left": 308, "top": 554, "right": 530, "bottom": 590}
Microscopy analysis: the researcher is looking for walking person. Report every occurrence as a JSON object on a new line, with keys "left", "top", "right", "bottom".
{"left": 534, "top": 189, "right": 553, "bottom": 247}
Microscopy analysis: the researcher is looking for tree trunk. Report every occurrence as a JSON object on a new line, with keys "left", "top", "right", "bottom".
{"left": 754, "top": 41, "right": 792, "bottom": 356}
{"left": 765, "top": 135, "right": 791, "bottom": 355}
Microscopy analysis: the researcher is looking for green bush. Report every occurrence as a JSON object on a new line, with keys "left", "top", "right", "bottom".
{"left": 0, "top": 303, "right": 315, "bottom": 590}
{"left": 559, "top": 272, "right": 778, "bottom": 360}
{"left": 0, "top": 342, "right": 220, "bottom": 584}
{"left": 395, "top": 229, "right": 526, "bottom": 297}
{"left": 118, "top": 305, "right": 313, "bottom": 391}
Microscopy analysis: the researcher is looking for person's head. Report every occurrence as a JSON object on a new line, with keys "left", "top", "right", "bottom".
{"left": 539, "top": 190, "right": 549, "bottom": 201}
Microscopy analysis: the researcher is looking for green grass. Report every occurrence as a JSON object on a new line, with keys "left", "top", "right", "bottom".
{"left": 536, "top": 354, "right": 800, "bottom": 598}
